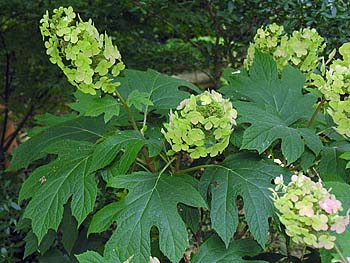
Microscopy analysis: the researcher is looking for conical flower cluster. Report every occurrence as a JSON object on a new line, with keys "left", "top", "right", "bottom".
{"left": 162, "top": 90, "right": 237, "bottom": 159}
{"left": 272, "top": 174, "right": 349, "bottom": 249}
{"left": 40, "top": 6, "right": 125, "bottom": 95}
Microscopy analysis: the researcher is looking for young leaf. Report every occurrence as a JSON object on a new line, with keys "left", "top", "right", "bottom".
{"left": 19, "top": 140, "right": 97, "bottom": 243}
{"left": 116, "top": 69, "right": 201, "bottom": 112}
{"left": 88, "top": 202, "right": 125, "bottom": 236}
{"left": 9, "top": 116, "right": 107, "bottom": 171}
{"left": 191, "top": 235, "right": 267, "bottom": 263}
{"left": 104, "top": 172, "right": 207, "bottom": 263}
{"left": 178, "top": 204, "right": 200, "bottom": 234}
{"left": 200, "top": 153, "right": 291, "bottom": 248}
{"left": 223, "top": 52, "right": 320, "bottom": 164}
{"left": 89, "top": 130, "right": 146, "bottom": 173}
{"left": 126, "top": 90, "right": 154, "bottom": 111}
{"left": 69, "top": 91, "right": 120, "bottom": 123}
{"left": 340, "top": 151, "right": 350, "bottom": 169}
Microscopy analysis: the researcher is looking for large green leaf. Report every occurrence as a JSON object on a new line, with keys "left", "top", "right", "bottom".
{"left": 223, "top": 52, "right": 320, "bottom": 164}
{"left": 61, "top": 206, "right": 78, "bottom": 255}
{"left": 9, "top": 116, "right": 107, "bottom": 171}
{"left": 319, "top": 144, "right": 350, "bottom": 182}
{"left": 334, "top": 231, "right": 350, "bottom": 259}
{"left": 19, "top": 140, "right": 97, "bottom": 243}
{"left": 89, "top": 130, "right": 146, "bottom": 173}
{"left": 116, "top": 69, "right": 201, "bottom": 111}
{"left": 69, "top": 91, "right": 120, "bottom": 123}
{"left": 23, "top": 230, "right": 56, "bottom": 258}
{"left": 191, "top": 235, "right": 267, "bottom": 263}
{"left": 76, "top": 251, "right": 121, "bottom": 263}
{"left": 104, "top": 172, "right": 207, "bottom": 263}
{"left": 38, "top": 248, "right": 72, "bottom": 263}
{"left": 200, "top": 153, "right": 291, "bottom": 248}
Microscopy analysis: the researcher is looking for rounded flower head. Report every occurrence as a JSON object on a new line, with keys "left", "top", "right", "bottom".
{"left": 272, "top": 173, "right": 349, "bottom": 250}
{"left": 162, "top": 90, "right": 237, "bottom": 159}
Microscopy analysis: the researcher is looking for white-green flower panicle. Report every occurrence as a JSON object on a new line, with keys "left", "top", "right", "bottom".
{"left": 245, "top": 23, "right": 325, "bottom": 82}
{"left": 311, "top": 43, "right": 350, "bottom": 137}
{"left": 40, "top": 6, "right": 125, "bottom": 95}
{"left": 162, "top": 90, "right": 237, "bottom": 159}
{"left": 271, "top": 174, "right": 350, "bottom": 250}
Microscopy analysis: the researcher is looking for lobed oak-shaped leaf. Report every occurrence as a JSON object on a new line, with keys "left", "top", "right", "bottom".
{"left": 69, "top": 91, "right": 120, "bottom": 123}
{"left": 89, "top": 130, "right": 146, "bottom": 173}
{"left": 192, "top": 235, "right": 267, "bottom": 263}
{"left": 116, "top": 69, "right": 201, "bottom": 112}
{"left": 8, "top": 116, "right": 106, "bottom": 171}
{"left": 19, "top": 140, "right": 97, "bottom": 243}
{"left": 223, "top": 52, "right": 321, "bottom": 164}
{"left": 103, "top": 172, "right": 207, "bottom": 263}
{"left": 200, "top": 153, "right": 291, "bottom": 248}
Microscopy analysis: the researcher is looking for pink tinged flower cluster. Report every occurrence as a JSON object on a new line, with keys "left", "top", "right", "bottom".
{"left": 272, "top": 173, "right": 350, "bottom": 250}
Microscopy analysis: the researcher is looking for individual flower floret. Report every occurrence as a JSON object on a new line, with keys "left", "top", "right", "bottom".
{"left": 272, "top": 173, "right": 349, "bottom": 250}
{"left": 149, "top": 256, "right": 160, "bottom": 263}
{"left": 162, "top": 90, "right": 237, "bottom": 159}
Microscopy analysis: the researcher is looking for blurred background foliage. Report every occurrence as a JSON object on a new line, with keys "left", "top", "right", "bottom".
{"left": 1, "top": 0, "right": 349, "bottom": 262}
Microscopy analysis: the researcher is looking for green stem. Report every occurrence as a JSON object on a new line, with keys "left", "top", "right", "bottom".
{"left": 307, "top": 98, "right": 325, "bottom": 128}
{"left": 175, "top": 164, "right": 215, "bottom": 174}
{"left": 135, "top": 162, "right": 151, "bottom": 173}
{"left": 160, "top": 156, "right": 177, "bottom": 176}
{"left": 114, "top": 90, "right": 155, "bottom": 172}
{"left": 141, "top": 105, "right": 149, "bottom": 135}
{"left": 334, "top": 244, "right": 347, "bottom": 263}
{"left": 300, "top": 245, "right": 307, "bottom": 262}
{"left": 115, "top": 90, "right": 139, "bottom": 131}
{"left": 159, "top": 153, "right": 175, "bottom": 173}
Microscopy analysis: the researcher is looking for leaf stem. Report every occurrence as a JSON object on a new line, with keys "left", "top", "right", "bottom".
{"left": 286, "top": 237, "right": 291, "bottom": 263}
{"left": 300, "top": 245, "right": 306, "bottom": 261}
{"left": 307, "top": 98, "right": 325, "bottom": 128}
{"left": 115, "top": 89, "right": 139, "bottom": 131}
{"left": 159, "top": 153, "right": 175, "bottom": 173}
{"left": 114, "top": 89, "right": 155, "bottom": 172}
{"left": 160, "top": 156, "right": 177, "bottom": 176}
{"left": 175, "top": 164, "right": 215, "bottom": 174}
{"left": 141, "top": 105, "right": 149, "bottom": 135}
{"left": 334, "top": 244, "right": 347, "bottom": 263}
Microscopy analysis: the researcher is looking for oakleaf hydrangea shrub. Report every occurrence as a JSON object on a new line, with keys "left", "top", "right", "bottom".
{"left": 161, "top": 90, "right": 237, "bottom": 159}
{"left": 272, "top": 174, "right": 350, "bottom": 249}
{"left": 11, "top": 6, "right": 350, "bottom": 263}
{"left": 40, "top": 6, "right": 125, "bottom": 95}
